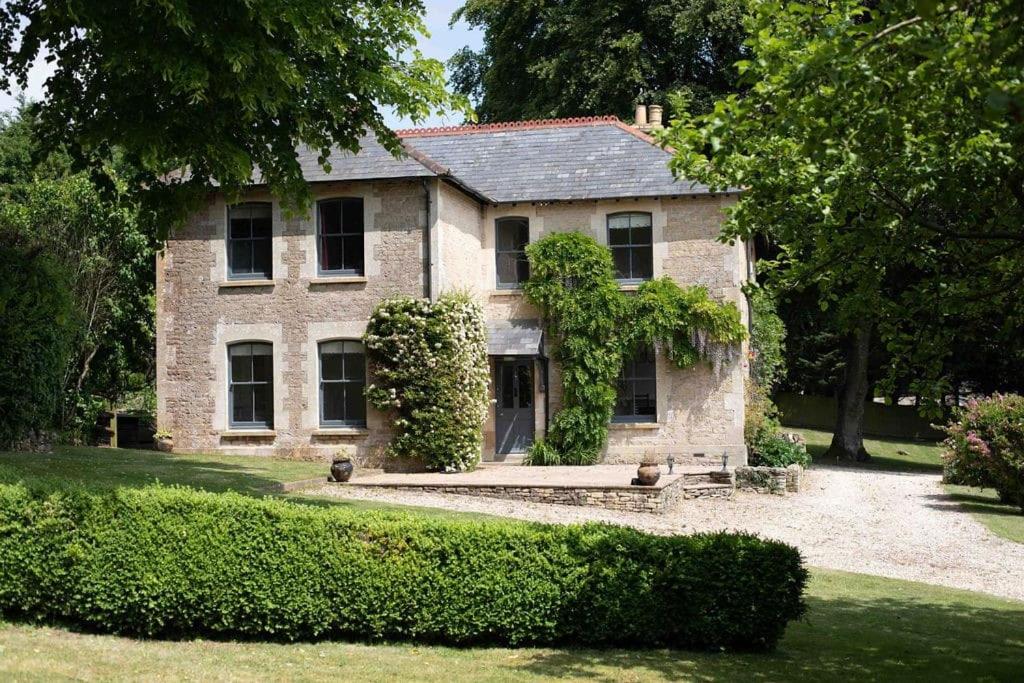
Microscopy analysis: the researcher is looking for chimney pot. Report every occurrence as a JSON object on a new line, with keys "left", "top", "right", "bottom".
{"left": 634, "top": 103, "right": 648, "bottom": 127}
{"left": 648, "top": 104, "right": 663, "bottom": 128}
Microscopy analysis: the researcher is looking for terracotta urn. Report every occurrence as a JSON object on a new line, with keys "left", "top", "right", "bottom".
{"left": 635, "top": 462, "right": 661, "bottom": 486}
{"left": 154, "top": 435, "right": 173, "bottom": 453}
{"left": 329, "top": 457, "right": 354, "bottom": 483}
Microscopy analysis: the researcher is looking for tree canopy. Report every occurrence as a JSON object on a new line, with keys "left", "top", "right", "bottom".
{"left": 0, "top": 0, "right": 466, "bottom": 223}
{"left": 0, "top": 106, "right": 156, "bottom": 443}
{"left": 449, "top": 0, "right": 748, "bottom": 121}
{"left": 663, "top": 0, "right": 1024, "bottom": 458}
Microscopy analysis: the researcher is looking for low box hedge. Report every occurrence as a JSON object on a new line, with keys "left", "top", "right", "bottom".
{"left": 0, "top": 483, "right": 807, "bottom": 650}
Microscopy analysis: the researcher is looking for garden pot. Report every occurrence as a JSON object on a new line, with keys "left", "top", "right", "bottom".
{"left": 635, "top": 463, "right": 661, "bottom": 486}
{"left": 154, "top": 436, "right": 173, "bottom": 453}
{"left": 330, "top": 458, "right": 354, "bottom": 483}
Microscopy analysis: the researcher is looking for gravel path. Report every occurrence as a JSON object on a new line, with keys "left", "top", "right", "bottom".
{"left": 308, "top": 466, "right": 1024, "bottom": 602}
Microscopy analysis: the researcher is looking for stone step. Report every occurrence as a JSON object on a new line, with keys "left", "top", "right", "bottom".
{"left": 680, "top": 483, "right": 735, "bottom": 500}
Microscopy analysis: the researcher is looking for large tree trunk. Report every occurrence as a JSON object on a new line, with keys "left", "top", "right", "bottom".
{"left": 827, "top": 320, "right": 872, "bottom": 462}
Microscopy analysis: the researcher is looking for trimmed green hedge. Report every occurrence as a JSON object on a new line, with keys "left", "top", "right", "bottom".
{"left": 0, "top": 484, "right": 807, "bottom": 650}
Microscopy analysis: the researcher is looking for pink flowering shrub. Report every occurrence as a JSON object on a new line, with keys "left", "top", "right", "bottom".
{"left": 942, "top": 394, "right": 1024, "bottom": 511}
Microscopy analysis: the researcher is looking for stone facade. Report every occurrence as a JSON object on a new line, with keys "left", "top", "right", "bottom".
{"left": 157, "top": 180, "right": 427, "bottom": 464}
{"left": 157, "top": 176, "right": 750, "bottom": 465}
{"left": 473, "top": 196, "right": 750, "bottom": 466}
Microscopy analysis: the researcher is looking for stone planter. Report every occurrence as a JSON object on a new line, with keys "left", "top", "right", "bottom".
{"left": 634, "top": 462, "right": 661, "bottom": 486}
{"left": 154, "top": 435, "right": 173, "bottom": 453}
{"left": 330, "top": 457, "right": 354, "bottom": 483}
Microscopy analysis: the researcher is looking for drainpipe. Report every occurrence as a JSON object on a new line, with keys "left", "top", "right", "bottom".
{"left": 543, "top": 356, "right": 550, "bottom": 434}
{"left": 421, "top": 178, "right": 431, "bottom": 299}
{"left": 540, "top": 335, "right": 550, "bottom": 434}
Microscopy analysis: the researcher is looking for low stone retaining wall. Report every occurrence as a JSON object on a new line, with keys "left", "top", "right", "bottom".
{"left": 339, "top": 474, "right": 736, "bottom": 514}
{"left": 343, "top": 483, "right": 676, "bottom": 513}
{"left": 735, "top": 465, "right": 803, "bottom": 494}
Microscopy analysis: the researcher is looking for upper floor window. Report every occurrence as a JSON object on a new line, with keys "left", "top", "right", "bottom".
{"left": 318, "top": 198, "right": 364, "bottom": 275}
{"left": 319, "top": 340, "right": 367, "bottom": 427}
{"left": 614, "top": 344, "right": 656, "bottom": 423}
{"left": 495, "top": 217, "right": 529, "bottom": 289}
{"left": 608, "top": 212, "right": 653, "bottom": 283}
{"left": 228, "top": 203, "right": 272, "bottom": 280}
{"left": 228, "top": 342, "right": 274, "bottom": 428}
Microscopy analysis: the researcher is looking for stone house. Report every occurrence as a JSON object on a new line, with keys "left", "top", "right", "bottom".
{"left": 156, "top": 115, "right": 752, "bottom": 466}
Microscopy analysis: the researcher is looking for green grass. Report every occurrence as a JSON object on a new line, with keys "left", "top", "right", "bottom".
{"left": 943, "top": 485, "right": 1024, "bottom": 544}
{"left": 795, "top": 427, "right": 944, "bottom": 473}
{"left": 0, "top": 569, "right": 1021, "bottom": 682}
{"left": 0, "top": 446, "right": 491, "bottom": 521}
{"left": 792, "top": 427, "right": 1024, "bottom": 545}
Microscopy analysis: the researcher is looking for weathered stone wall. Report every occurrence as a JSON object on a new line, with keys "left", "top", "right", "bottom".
{"left": 158, "top": 180, "right": 749, "bottom": 466}
{"left": 340, "top": 479, "right": 699, "bottom": 513}
{"left": 735, "top": 465, "right": 804, "bottom": 494}
{"left": 436, "top": 181, "right": 485, "bottom": 294}
{"left": 475, "top": 197, "right": 749, "bottom": 465}
{"left": 156, "top": 180, "right": 427, "bottom": 464}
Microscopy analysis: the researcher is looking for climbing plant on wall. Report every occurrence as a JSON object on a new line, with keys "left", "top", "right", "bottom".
{"left": 363, "top": 293, "right": 489, "bottom": 471}
{"left": 524, "top": 232, "right": 746, "bottom": 466}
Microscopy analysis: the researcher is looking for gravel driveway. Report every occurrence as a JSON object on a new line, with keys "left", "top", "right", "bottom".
{"left": 309, "top": 466, "right": 1024, "bottom": 602}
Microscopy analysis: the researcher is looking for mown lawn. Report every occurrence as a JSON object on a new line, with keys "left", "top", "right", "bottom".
{"left": 793, "top": 427, "right": 1024, "bottom": 545}
{"left": 943, "top": 485, "right": 1024, "bottom": 544}
{"left": 796, "top": 427, "right": 944, "bottom": 473}
{"left": 0, "top": 446, "right": 491, "bottom": 521}
{"left": 1, "top": 569, "right": 1021, "bottom": 682}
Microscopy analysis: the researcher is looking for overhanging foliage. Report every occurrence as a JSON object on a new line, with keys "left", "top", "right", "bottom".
{"left": 524, "top": 232, "right": 745, "bottom": 465}
{"left": 0, "top": 1, "right": 469, "bottom": 231}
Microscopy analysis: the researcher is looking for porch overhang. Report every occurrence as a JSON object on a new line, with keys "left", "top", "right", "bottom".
{"left": 487, "top": 320, "right": 544, "bottom": 357}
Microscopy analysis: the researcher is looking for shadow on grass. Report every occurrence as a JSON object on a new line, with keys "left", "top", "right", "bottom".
{"left": 924, "top": 490, "right": 1023, "bottom": 518}
{"left": 281, "top": 492, "right": 502, "bottom": 522}
{"left": 0, "top": 447, "right": 503, "bottom": 523}
{"left": 0, "top": 446, "right": 322, "bottom": 497}
{"left": 512, "top": 594, "right": 1024, "bottom": 682}
{"left": 804, "top": 438, "right": 943, "bottom": 474}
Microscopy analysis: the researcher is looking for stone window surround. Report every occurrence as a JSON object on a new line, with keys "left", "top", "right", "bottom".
{"left": 227, "top": 341, "right": 275, "bottom": 429}
{"left": 317, "top": 338, "right": 368, "bottom": 428}
{"left": 303, "top": 321, "right": 371, "bottom": 433}
{"left": 482, "top": 199, "right": 667, "bottom": 291}
{"left": 315, "top": 197, "right": 366, "bottom": 277}
{"left": 494, "top": 215, "right": 530, "bottom": 289}
{"left": 607, "top": 210, "right": 654, "bottom": 284}
{"left": 212, "top": 195, "right": 287, "bottom": 285}
{"left": 613, "top": 343, "right": 657, "bottom": 424}
{"left": 226, "top": 202, "right": 274, "bottom": 281}
{"left": 210, "top": 186, "right": 386, "bottom": 285}
{"left": 213, "top": 323, "right": 286, "bottom": 434}
{"left": 299, "top": 186, "right": 384, "bottom": 281}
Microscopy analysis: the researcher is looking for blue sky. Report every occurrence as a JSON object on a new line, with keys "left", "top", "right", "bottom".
{"left": 0, "top": 1, "right": 482, "bottom": 129}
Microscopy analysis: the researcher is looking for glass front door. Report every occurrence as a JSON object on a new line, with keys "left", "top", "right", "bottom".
{"left": 495, "top": 359, "right": 535, "bottom": 455}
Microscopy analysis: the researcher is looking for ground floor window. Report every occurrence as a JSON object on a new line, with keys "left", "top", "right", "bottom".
{"left": 229, "top": 342, "right": 274, "bottom": 428}
{"left": 614, "top": 345, "right": 656, "bottom": 422}
{"left": 319, "top": 340, "right": 367, "bottom": 427}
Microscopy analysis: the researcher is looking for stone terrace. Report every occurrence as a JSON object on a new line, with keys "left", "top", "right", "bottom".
{"left": 333, "top": 464, "right": 734, "bottom": 514}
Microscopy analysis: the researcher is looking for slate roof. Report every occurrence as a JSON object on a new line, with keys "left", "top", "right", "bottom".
{"left": 290, "top": 134, "right": 434, "bottom": 183}
{"left": 399, "top": 117, "right": 710, "bottom": 203}
{"left": 286, "top": 117, "right": 718, "bottom": 203}
{"left": 487, "top": 320, "right": 544, "bottom": 357}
